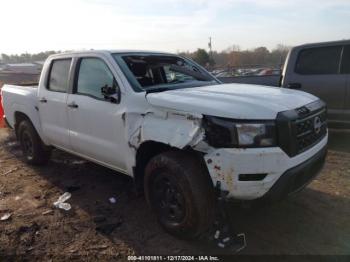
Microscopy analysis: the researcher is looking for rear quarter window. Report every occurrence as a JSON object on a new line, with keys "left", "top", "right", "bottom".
{"left": 48, "top": 59, "right": 71, "bottom": 92}
{"left": 295, "top": 46, "right": 342, "bottom": 75}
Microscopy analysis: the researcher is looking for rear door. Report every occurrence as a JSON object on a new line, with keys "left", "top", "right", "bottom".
{"left": 284, "top": 45, "right": 347, "bottom": 122}
{"left": 38, "top": 58, "right": 72, "bottom": 149}
{"left": 67, "top": 56, "right": 127, "bottom": 172}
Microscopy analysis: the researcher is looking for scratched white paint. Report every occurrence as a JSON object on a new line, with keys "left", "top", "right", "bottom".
{"left": 204, "top": 134, "right": 328, "bottom": 199}
{"left": 129, "top": 111, "right": 204, "bottom": 149}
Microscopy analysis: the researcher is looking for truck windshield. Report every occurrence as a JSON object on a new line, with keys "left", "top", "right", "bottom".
{"left": 112, "top": 53, "right": 219, "bottom": 92}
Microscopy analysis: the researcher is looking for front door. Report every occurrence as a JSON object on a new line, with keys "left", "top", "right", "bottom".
{"left": 67, "top": 57, "right": 127, "bottom": 171}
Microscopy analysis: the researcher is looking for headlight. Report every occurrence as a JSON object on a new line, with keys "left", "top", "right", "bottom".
{"left": 203, "top": 116, "right": 276, "bottom": 148}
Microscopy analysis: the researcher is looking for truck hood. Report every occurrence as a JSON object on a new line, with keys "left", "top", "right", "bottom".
{"left": 146, "top": 83, "right": 318, "bottom": 119}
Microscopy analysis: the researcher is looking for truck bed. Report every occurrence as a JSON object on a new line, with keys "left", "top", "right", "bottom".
{"left": 1, "top": 84, "right": 39, "bottom": 129}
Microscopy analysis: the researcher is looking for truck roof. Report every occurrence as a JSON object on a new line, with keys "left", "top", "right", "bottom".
{"left": 294, "top": 39, "right": 350, "bottom": 49}
{"left": 48, "top": 50, "right": 175, "bottom": 59}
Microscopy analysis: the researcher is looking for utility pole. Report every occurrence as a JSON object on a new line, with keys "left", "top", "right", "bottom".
{"left": 208, "top": 37, "right": 213, "bottom": 68}
{"left": 208, "top": 37, "right": 212, "bottom": 54}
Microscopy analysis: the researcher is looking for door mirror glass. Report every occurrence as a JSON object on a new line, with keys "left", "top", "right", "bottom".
{"left": 101, "top": 84, "right": 120, "bottom": 103}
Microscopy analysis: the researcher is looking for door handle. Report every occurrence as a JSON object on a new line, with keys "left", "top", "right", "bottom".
{"left": 39, "top": 97, "right": 47, "bottom": 103}
{"left": 67, "top": 102, "right": 79, "bottom": 108}
{"left": 287, "top": 83, "right": 302, "bottom": 89}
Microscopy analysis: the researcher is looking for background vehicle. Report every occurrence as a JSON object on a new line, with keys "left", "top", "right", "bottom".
{"left": 1, "top": 50, "right": 327, "bottom": 238}
{"left": 282, "top": 40, "right": 350, "bottom": 128}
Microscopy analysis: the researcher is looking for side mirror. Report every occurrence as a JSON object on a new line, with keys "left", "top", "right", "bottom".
{"left": 101, "top": 84, "right": 120, "bottom": 103}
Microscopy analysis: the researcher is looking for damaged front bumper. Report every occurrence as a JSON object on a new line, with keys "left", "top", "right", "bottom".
{"left": 203, "top": 134, "right": 328, "bottom": 200}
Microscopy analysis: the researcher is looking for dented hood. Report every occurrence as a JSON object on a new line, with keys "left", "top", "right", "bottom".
{"left": 146, "top": 83, "right": 318, "bottom": 119}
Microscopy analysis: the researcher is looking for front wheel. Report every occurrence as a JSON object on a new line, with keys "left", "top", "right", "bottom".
{"left": 17, "top": 120, "right": 51, "bottom": 165}
{"left": 144, "top": 151, "right": 216, "bottom": 239}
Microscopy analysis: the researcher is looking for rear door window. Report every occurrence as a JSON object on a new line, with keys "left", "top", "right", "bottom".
{"left": 75, "top": 58, "right": 115, "bottom": 99}
{"left": 48, "top": 59, "right": 71, "bottom": 92}
{"left": 295, "top": 46, "right": 342, "bottom": 75}
{"left": 341, "top": 45, "right": 350, "bottom": 74}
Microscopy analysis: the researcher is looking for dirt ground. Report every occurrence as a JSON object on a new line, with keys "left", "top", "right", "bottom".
{"left": 0, "top": 127, "right": 349, "bottom": 260}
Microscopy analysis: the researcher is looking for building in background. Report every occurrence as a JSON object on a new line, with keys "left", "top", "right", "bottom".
{"left": 0, "top": 62, "right": 43, "bottom": 74}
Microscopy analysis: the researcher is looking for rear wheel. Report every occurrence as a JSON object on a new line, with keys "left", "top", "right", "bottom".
{"left": 144, "top": 151, "right": 216, "bottom": 239}
{"left": 17, "top": 120, "right": 51, "bottom": 165}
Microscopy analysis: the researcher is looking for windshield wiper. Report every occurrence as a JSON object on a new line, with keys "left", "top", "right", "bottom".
{"left": 145, "top": 86, "right": 173, "bottom": 94}
{"left": 169, "top": 65, "right": 212, "bottom": 81}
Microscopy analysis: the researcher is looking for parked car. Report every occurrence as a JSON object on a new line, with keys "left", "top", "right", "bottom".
{"left": 281, "top": 40, "right": 350, "bottom": 127}
{"left": 258, "top": 68, "right": 281, "bottom": 76}
{"left": 215, "top": 71, "right": 233, "bottom": 77}
{"left": 1, "top": 50, "right": 327, "bottom": 238}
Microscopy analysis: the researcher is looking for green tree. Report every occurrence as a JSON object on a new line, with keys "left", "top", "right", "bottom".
{"left": 253, "top": 47, "right": 270, "bottom": 65}
{"left": 193, "top": 48, "right": 210, "bottom": 66}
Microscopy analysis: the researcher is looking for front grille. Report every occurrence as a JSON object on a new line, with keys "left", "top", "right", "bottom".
{"left": 294, "top": 110, "right": 327, "bottom": 154}
{"left": 276, "top": 100, "right": 327, "bottom": 157}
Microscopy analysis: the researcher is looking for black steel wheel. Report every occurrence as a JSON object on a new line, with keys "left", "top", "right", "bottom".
{"left": 21, "top": 129, "right": 35, "bottom": 160}
{"left": 17, "top": 120, "right": 51, "bottom": 165}
{"left": 144, "top": 151, "right": 216, "bottom": 239}
{"left": 151, "top": 172, "right": 187, "bottom": 227}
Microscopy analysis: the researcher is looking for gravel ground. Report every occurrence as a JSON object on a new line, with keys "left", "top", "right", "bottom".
{"left": 0, "top": 127, "right": 349, "bottom": 261}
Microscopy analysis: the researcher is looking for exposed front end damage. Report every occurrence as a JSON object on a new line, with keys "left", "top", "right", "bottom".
{"left": 128, "top": 110, "right": 205, "bottom": 150}
{"left": 126, "top": 105, "right": 328, "bottom": 201}
{"left": 124, "top": 109, "right": 206, "bottom": 175}
{"left": 203, "top": 134, "right": 328, "bottom": 200}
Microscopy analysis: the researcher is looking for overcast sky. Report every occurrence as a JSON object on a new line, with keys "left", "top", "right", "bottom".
{"left": 1, "top": 0, "right": 349, "bottom": 54}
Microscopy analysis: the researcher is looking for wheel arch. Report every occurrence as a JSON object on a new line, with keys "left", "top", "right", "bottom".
{"left": 14, "top": 111, "right": 32, "bottom": 136}
{"left": 134, "top": 140, "right": 174, "bottom": 193}
{"left": 14, "top": 111, "right": 48, "bottom": 144}
{"left": 133, "top": 140, "right": 210, "bottom": 194}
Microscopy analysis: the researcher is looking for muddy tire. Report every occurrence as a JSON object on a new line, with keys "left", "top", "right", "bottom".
{"left": 17, "top": 120, "right": 51, "bottom": 165}
{"left": 144, "top": 151, "right": 216, "bottom": 239}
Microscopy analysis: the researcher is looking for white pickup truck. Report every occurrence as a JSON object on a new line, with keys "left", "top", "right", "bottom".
{"left": 1, "top": 50, "right": 327, "bottom": 238}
